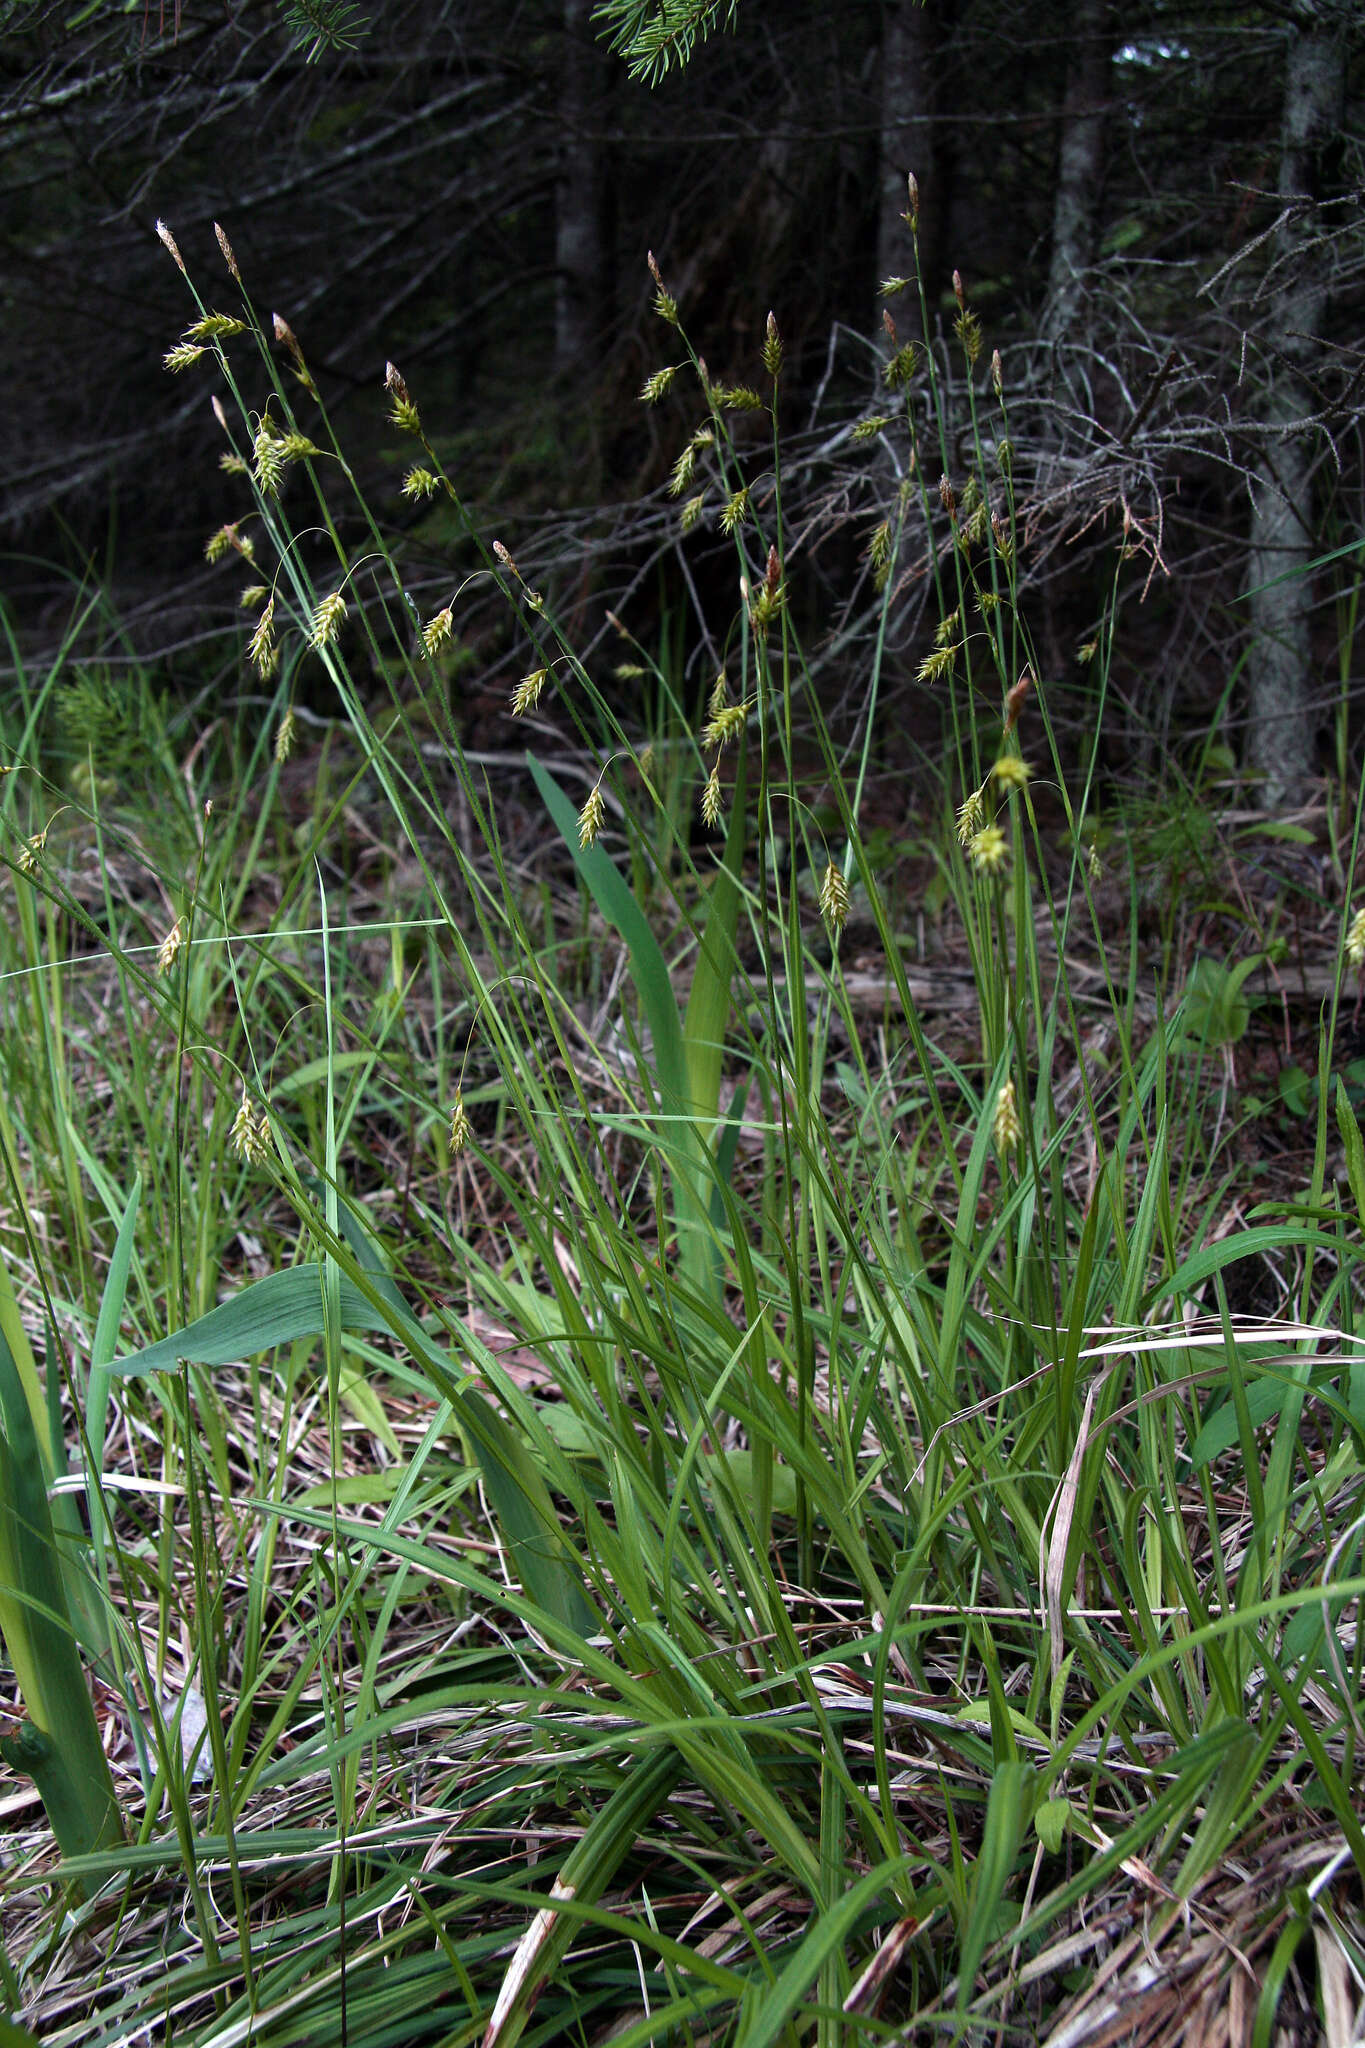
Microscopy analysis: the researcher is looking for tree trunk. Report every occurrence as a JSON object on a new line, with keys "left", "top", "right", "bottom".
{"left": 877, "top": 0, "right": 938, "bottom": 308}
{"left": 555, "top": 0, "right": 610, "bottom": 373}
{"left": 1042, "top": 0, "right": 1112, "bottom": 345}
{"left": 1244, "top": 1, "right": 1343, "bottom": 808}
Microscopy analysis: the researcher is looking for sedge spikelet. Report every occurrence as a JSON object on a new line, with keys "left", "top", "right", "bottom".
{"left": 511, "top": 668, "right": 548, "bottom": 716}
{"left": 702, "top": 702, "right": 747, "bottom": 752}
{"left": 448, "top": 1092, "right": 472, "bottom": 1155}
{"left": 156, "top": 918, "right": 185, "bottom": 976}
{"left": 578, "top": 784, "right": 606, "bottom": 849}
{"left": 969, "top": 824, "right": 1008, "bottom": 875}
{"left": 992, "top": 1079, "right": 1023, "bottom": 1155}
{"left": 309, "top": 591, "right": 347, "bottom": 649}
{"left": 956, "top": 786, "right": 986, "bottom": 845}
{"left": 422, "top": 607, "right": 454, "bottom": 656}
{"left": 819, "top": 862, "right": 850, "bottom": 937}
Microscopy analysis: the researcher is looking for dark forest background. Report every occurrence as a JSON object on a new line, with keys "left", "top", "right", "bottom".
{"left": 1, "top": 0, "right": 1362, "bottom": 802}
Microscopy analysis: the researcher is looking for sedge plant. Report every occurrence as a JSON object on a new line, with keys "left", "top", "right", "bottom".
{"left": 0, "top": 197, "right": 1362, "bottom": 2043}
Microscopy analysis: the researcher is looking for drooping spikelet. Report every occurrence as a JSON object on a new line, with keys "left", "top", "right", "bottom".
{"left": 819, "top": 862, "right": 850, "bottom": 937}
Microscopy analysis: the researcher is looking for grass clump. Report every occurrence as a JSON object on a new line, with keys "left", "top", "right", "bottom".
{"left": 0, "top": 208, "right": 1363, "bottom": 2047}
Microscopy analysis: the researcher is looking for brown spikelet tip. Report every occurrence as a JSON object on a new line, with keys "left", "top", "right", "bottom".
{"left": 765, "top": 545, "right": 781, "bottom": 597}
{"left": 647, "top": 249, "right": 663, "bottom": 286}
{"left": 273, "top": 313, "right": 302, "bottom": 361}
{"left": 155, "top": 219, "right": 186, "bottom": 272}
{"left": 953, "top": 269, "right": 966, "bottom": 308}
{"left": 882, "top": 307, "right": 897, "bottom": 343}
{"left": 384, "top": 361, "right": 410, "bottom": 403}
{"left": 214, "top": 222, "right": 241, "bottom": 282}
{"left": 1004, "top": 669, "right": 1032, "bottom": 734}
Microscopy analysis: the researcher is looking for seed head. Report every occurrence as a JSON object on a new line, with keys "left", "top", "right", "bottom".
{"left": 204, "top": 524, "right": 244, "bottom": 565}
{"left": 1004, "top": 669, "right": 1032, "bottom": 733}
{"left": 969, "top": 824, "right": 1009, "bottom": 876}
{"left": 164, "top": 342, "right": 206, "bottom": 373}
{"left": 853, "top": 414, "right": 893, "bottom": 442}
{"left": 511, "top": 668, "right": 548, "bottom": 716}
{"left": 819, "top": 861, "right": 851, "bottom": 937}
{"left": 187, "top": 313, "right": 246, "bottom": 342}
{"left": 248, "top": 595, "right": 275, "bottom": 676}
{"left": 220, "top": 451, "right": 249, "bottom": 477}
{"left": 934, "top": 607, "right": 961, "bottom": 649}
{"left": 155, "top": 218, "right": 186, "bottom": 272}
{"left": 273, "top": 311, "right": 301, "bottom": 358}
{"left": 448, "top": 1091, "right": 472, "bottom": 1156}
{"left": 17, "top": 828, "right": 47, "bottom": 876}
{"left": 253, "top": 420, "right": 285, "bottom": 497}
{"left": 879, "top": 276, "right": 911, "bottom": 298}
{"left": 1347, "top": 907, "right": 1365, "bottom": 971}
{"left": 384, "top": 363, "right": 420, "bottom": 432}
{"left": 883, "top": 342, "right": 918, "bottom": 391}
{"left": 917, "top": 644, "right": 957, "bottom": 686}
{"left": 639, "top": 366, "right": 677, "bottom": 404}
{"left": 275, "top": 707, "right": 297, "bottom": 763}
{"left": 991, "top": 348, "right": 1003, "bottom": 398}
{"left": 1086, "top": 842, "right": 1103, "bottom": 882}
{"left": 763, "top": 311, "right": 783, "bottom": 380}
{"left": 402, "top": 466, "right": 439, "bottom": 501}
{"left": 955, "top": 308, "right": 983, "bottom": 365}
{"left": 214, "top": 221, "right": 241, "bottom": 282}
{"left": 866, "top": 520, "right": 893, "bottom": 571}
{"left": 422, "top": 607, "right": 454, "bottom": 657}
{"left": 904, "top": 173, "right": 919, "bottom": 232}
{"left": 668, "top": 442, "right": 699, "bottom": 497}
{"left": 309, "top": 591, "right": 347, "bottom": 649}
{"left": 230, "top": 1088, "right": 269, "bottom": 1167}
{"left": 703, "top": 701, "right": 747, "bottom": 752}
{"left": 680, "top": 493, "right": 707, "bottom": 533}
{"left": 720, "top": 384, "right": 764, "bottom": 411}
{"left": 708, "top": 670, "right": 729, "bottom": 717}
{"left": 700, "top": 765, "right": 723, "bottom": 829}
{"left": 492, "top": 540, "right": 520, "bottom": 579}
{"left": 953, "top": 269, "right": 966, "bottom": 310}
{"left": 578, "top": 784, "right": 606, "bottom": 849}
{"left": 747, "top": 581, "right": 784, "bottom": 639}
{"left": 992, "top": 1078, "right": 1023, "bottom": 1156}
{"left": 989, "top": 754, "right": 1031, "bottom": 792}
{"left": 939, "top": 474, "right": 957, "bottom": 520}
{"left": 156, "top": 917, "right": 185, "bottom": 976}
{"left": 241, "top": 584, "right": 269, "bottom": 608}
{"left": 720, "top": 486, "right": 750, "bottom": 535}
{"left": 956, "top": 786, "right": 986, "bottom": 845}
{"left": 647, "top": 254, "right": 679, "bottom": 325}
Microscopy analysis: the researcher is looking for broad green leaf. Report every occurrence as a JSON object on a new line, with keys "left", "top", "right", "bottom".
{"left": 0, "top": 1317, "right": 122, "bottom": 1866}
{"left": 112, "top": 1264, "right": 595, "bottom": 1637}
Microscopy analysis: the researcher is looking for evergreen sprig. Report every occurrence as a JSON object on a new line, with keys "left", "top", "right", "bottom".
{"left": 279, "top": 0, "right": 369, "bottom": 63}
{"left": 591, "top": 0, "right": 738, "bottom": 86}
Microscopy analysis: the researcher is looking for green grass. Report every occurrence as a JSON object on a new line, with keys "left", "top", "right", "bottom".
{"left": 0, "top": 229, "right": 1363, "bottom": 2048}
